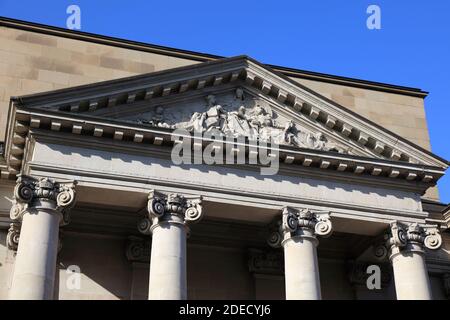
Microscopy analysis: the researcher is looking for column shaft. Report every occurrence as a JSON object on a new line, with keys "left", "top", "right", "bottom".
{"left": 270, "top": 208, "right": 332, "bottom": 300}
{"left": 385, "top": 222, "right": 442, "bottom": 300}
{"left": 9, "top": 209, "right": 60, "bottom": 300}
{"left": 143, "top": 191, "right": 203, "bottom": 300}
{"left": 283, "top": 235, "right": 321, "bottom": 299}
{"left": 148, "top": 222, "right": 187, "bottom": 300}
{"left": 7, "top": 176, "right": 76, "bottom": 300}
{"left": 391, "top": 245, "right": 432, "bottom": 300}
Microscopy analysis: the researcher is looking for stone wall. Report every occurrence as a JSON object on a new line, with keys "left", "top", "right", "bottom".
{"left": 0, "top": 26, "right": 198, "bottom": 141}
{"left": 56, "top": 233, "right": 132, "bottom": 300}
{"left": 293, "top": 79, "right": 431, "bottom": 150}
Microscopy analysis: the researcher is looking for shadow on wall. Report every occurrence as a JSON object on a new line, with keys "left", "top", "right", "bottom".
{"left": 55, "top": 232, "right": 132, "bottom": 300}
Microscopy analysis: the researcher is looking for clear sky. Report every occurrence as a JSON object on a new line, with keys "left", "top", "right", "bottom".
{"left": 1, "top": 0, "right": 449, "bottom": 204}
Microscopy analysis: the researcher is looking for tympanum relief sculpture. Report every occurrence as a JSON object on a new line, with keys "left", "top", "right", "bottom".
{"left": 132, "top": 88, "right": 347, "bottom": 153}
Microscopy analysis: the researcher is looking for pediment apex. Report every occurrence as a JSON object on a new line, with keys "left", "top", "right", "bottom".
{"left": 9, "top": 55, "right": 448, "bottom": 170}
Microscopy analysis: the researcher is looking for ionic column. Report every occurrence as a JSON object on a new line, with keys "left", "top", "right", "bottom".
{"left": 8, "top": 175, "right": 76, "bottom": 300}
{"left": 385, "top": 221, "right": 442, "bottom": 300}
{"left": 138, "top": 190, "right": 203, "bottom": 300}
{"left": 268, "top": 207, "right": 332, "bottom": 300}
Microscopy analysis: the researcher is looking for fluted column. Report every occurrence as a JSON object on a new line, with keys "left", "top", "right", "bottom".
{"left": 138, "top": 190, "right": 203, "bottom": 300}
{"left": 268, "top": 207, "right": 332, "bottom": 300}
{"left": 385, "top": 221, "right": 442, "bottom": 300}
{"left": 8, "top": 175, "right": 76, "bottom": 300}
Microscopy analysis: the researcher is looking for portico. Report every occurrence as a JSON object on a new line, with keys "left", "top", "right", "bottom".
{"left": 1, "top": 56, "right": 448, "bottom": 300}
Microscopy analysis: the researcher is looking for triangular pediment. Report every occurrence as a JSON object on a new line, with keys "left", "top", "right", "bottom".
{"left": 88, "top": 87, "right": 373, "bottom": 158}
{"left": 6, "top": 55, "right": 448, "bottom": 174}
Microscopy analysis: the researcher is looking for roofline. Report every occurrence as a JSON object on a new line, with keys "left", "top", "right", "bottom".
{"left": 10, "top": 55, "right": 249, "bottom": 103}
{"left": 421, "top": 198, "right": 449, "bottom": 207}
{"left": 0, "top": 16, "right": 428, "bottom": 98}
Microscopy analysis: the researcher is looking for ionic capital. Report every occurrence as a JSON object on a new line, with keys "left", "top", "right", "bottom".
{"left": 125, "top": 236, "right": 151, "bottom": 263}
{"left": 267, "top": 207, "right": 333, "bottom": 248}
{"left": 6, "top": 222, "right": 20, "bottom": 251}
{"left": 384, "top": 221, "right": 442, "bottom": 259}
{"left": 138, "top": 190, "right": 203, "bottom": 235}
{"left": 9, "top": 175, "right": 77, "bottom": 225}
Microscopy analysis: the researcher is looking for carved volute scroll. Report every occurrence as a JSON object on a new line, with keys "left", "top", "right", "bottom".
{"left": 7, "top": 175, "right": 77, "bottom": 251}
{"left": 382, "top": 221, "right": 443, "bottom": 259}
{"left": 138, "top": 190, "right": 203, "bottom": 235}
{"left": 6, "top": 222, "right": 20, "bottom": 251}
{"left": 267, "top": 207, "right": 333, "bottom": 248}
{"left": 125, "top": 236, "right": 151, "bottom": 263}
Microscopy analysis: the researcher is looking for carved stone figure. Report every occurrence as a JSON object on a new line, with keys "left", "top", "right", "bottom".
{"left": 304, "top": 131, "right": 348, "bottom": 153}
{"left": 137, "top": 106, "right": 173, "bottom": 128}
{"left": 305, "top": 132, "right": 327, "bottom": 150}
{"left": 185, "top": 112, "right": 206, "bottom": 132}
{"left": 247, "top": 104, "right": 272, "bottom": 131}
{"left": 132, "top": 92, "right": 346, "bottom": 153}
{"left": 259, "top": 122, "right": 281, "bottom": 144}
{"left": 203, "top": 95, "right": 227, "bottom": 132}
{"left": 224, "top": 106, "right": 253, "bottom": 137}
{"left": 281, "top": 120, "right": 303, "bottom": 146}
{"left": 235, "top": 88, "right": 245, "bottom": 101}
{"left": 229, "top": 88, "right": 246, "bottom": 109}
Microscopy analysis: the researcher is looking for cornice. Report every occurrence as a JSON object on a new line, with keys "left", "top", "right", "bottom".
{"left": 443, "top": 205, "right": 450, "bottom": 229}
{"left": 5, "top": 103, "right": 446, "bottom": 188}
{"left": 244, "top": 60, "right": 448, "bottom": 168}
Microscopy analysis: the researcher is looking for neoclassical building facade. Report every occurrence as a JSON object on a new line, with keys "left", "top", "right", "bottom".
{"left": 0, "top": 18, "right": 449, "bottom": 300}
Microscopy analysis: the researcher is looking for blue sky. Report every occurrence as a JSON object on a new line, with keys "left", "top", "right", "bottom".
{"left": 1, "top": 1, "right": 449, "bottom": 204}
